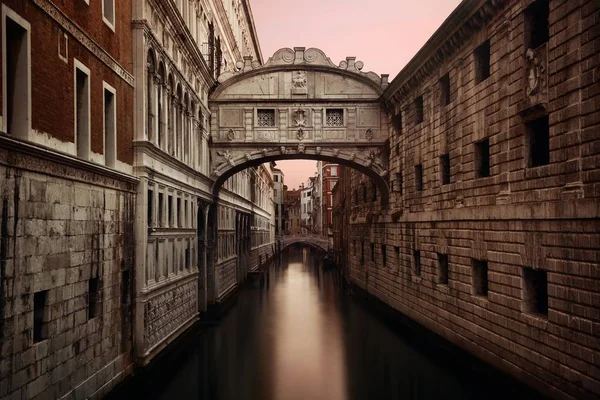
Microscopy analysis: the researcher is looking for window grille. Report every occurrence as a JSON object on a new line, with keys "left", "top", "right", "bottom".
{"left": 257, "top": 109, "right": 275, "bottom": 127}
{"left": 326, "top": 109, "right": 344, "bottom": 127}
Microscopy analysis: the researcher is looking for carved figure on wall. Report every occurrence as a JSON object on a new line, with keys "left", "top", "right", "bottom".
{"left": 292, "top": 71, "right": 307, "bottom": 89}
{"left": 280, "top": 146, "right": 286, "bottom": 154}
{"left": 315, "top": 147, "right": 322, "bottom": 155}
{"left": 525, "top": 48, "right": 545, "bottom": 97}
{"left": 297, "top": 128, "right": 305, "bottom": 141}
{"left": 297, "top": 144, "right": 305, "bottom": 154}
{"left": 332, "top": 149, "right": 340, "bottom": 157}
{"left": 294, "top": 109, "right": 306, "bottom": 127}
{"left": 227, "top": 129, "right": 235, "bottom": 141}
{"left": 217, "top": 151, "right": 235, "bottom": 166}
{"left": 365, "top": 128, "right": 373, "bottom": 141}
{"left": 367, "top": 150, "right": 385, "bottom": 171}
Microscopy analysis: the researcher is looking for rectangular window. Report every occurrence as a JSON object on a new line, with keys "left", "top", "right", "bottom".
{"left": 88, "top": 277, "right": 100, "bottom": 319}
{"left": 360, "top": 241, "right": 364, "bottom": 266}
{"left": 381, "top": 244, "right": 387, "bottom": 266}
{"left": 395, "top": 143, "right": 400, "bottom": 155}
{"left": 525, "top": 0, "right": 549, "bottom": 49}
{"left": 414, "top": 96, "right": 424, "bottom": 124}
{"left": 527, "top": 115, "right": 550, "bottom": 167}
{"left": 257, "top": 109, "right": 275, "bottom": 127}
{"left": 33, "top": 290, "right": 48, "bottom": 343}
{"left": 121, "top": 270, "right": 131, "bottom": 307}
{"left": 75, "top": 62, "right": 90, "bottom": 159}
{"left": 184, "top": 199, "right": 188, "bottom": 228}
{"left": 331, "top": 166, "right": 338, "bottom": 176}
{"left": 274, "top": 175, "right": 278, "bottom": 182}
{"left": 392, "top": 112, "right": 402, "bottom": 134}
{"left": 3, "top": 10, "right": 30, "bottom": 139}
{"left": 395, "top": 246, "right": 400, "bottom": 265}
{"left": 147, "top": 189, "right": 154, "bottom": 227}
{"left": 440, "top": 153, "right": 450, "bottom": 185}
{"left": 370, "top": 243, "right": 375, "bottom": 261}
{"left": 413, "top": 250, "right": 421, "bottom": 276}
{"left": 158, "top": 192, "right": 164, "bottom": 227}
{"left": 326, "top": 109, "right": 344, "bottom": 127}
{"left": 437, "top": 253, "right": 449, "bottom": 285}
{"left": 177, "top": 198, "right": 181, "bottom": 227}
{"left": 474, "top": 40, "right": 491, "bottom": 83}
{"left": 415, "top": 164, "right": 423, "bottom": 192}
{"left": 439, "top": 73, "right": 451, "bottom": 107}
{"left": 168, "top": 195, "right": 173, "bottom": 226}
{"left": 102, "top": 0, "right": 115, "bottom": 30}
{"left": 472, "top": 259, "right": 489, "bottom": 297}
{"left": 103, "top": 85, "right": 116, "bottom": 167}
{"left": 474, "top": 138, "right": 490, "bottom": 178}
{"left": 523, "top": 267, "right": 548, "bottom": 316}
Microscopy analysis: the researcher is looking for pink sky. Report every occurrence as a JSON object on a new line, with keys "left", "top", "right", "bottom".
{"left": 250, "top": 0, "right": 462, "bottom": 190}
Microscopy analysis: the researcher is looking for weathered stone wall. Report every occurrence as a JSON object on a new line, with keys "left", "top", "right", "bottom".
{"left": 0, "top": 139, "right": 136, "bottom": 400}
{"left": 341, "top": 0, "right": 600, "bottom": 399}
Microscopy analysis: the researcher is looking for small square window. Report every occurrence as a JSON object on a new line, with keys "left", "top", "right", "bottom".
{"left": 257, "top": 109, "right": 275, "bottom": 127}
{"left": 437, "top": 253, "right": 449, "bottom": 285}
{"left": 395, "top": 172, "right": 403, "bottom": 194}
{"left": 440, "top": 153, "right": 450, "bottom": 185}
{"left": 381, "top": 244, "right": 387, "bottom": 266}
{"left": 415, "top": 164, "right": 423, "bottom": 191}
{"left": 474, "top": 139, "right": 490, "bottom": 178}
{"left": 392, "top": 112, "right": 402, "bottom": 133}
{"left": 413, "top": 250, "right": 421, "bottom": 276}
{"left": 414, "top": 96, "right": 424, "bottom": 124}
{"left": 395, "top": 246, "right": 400, "bottom": 265}
{"left": 33, "top": 291, "right": 49, "bottom": 343}
{"left": 88, "top": 277, "right": 100, "bottom": 319}
{"left": 472, "top": 259, "right": 488, "bottom": 297}
{"left": 439, "top": 73, "right": 451, "bottom": 107}
{"left": 326, "top": 109, "right": 344, "bottom": 127}
{"left": 527, "top": 115, "right": 550, "bottom": 167}
{"left": 522, "top": 267, "right": 548, "bottom": 316}
{"left": 475, "top": 40, "right": 491, "bottom": 83}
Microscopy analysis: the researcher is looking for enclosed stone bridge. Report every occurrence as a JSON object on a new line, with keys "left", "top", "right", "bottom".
{"left": 279, "top": 234, "right": 330, "bottom": 252}
{"left": 209, "top": 47, "right": 391, "bottom": 204}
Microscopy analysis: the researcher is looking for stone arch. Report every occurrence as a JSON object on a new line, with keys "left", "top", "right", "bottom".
{"left": 210, "top": 150, "right": 390, "bottom": 205}
{"left": 209, "top": 47, "right": 391, "bottom": 205}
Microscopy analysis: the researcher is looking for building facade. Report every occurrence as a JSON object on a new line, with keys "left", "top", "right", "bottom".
{"left": 284, "top": 188, "right": 301, "bottom": 235}
{"left": 335, "top": 1, "right": 600, "bottom": 399}
{"left": 319, "top": 161, "right": 339, "bottom": 237}
{"left": 273, "top": 167, "right": 284, "bottom": 235}
{"left": 300, "top": 183, "right": 313, "bottom": 234}
{"left": 0, "top": 1, "right": 137, "bottom": 398}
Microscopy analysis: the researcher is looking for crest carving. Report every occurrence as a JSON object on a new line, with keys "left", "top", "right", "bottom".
{"left": 294, "top": 109, "right": 306, "bottom": 127}
{"left": 365, "top": 128, "right": 373, "bottom": 141}
{"left": 227, "top": 129, "right": 235, "bottom": 141}
{"left": 297, "top": 128, "right": 305, "bottom": 141}
{"left": 292, "top": 71, "right": 307, "bottom": 89}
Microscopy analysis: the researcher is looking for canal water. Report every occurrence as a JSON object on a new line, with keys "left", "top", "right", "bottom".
{"left": 111, "top": 246, "right": 544, "bottom": 400}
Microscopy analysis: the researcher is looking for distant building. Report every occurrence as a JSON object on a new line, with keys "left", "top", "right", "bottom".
{"left": 273, "top": 167, "right": 285, "bottom": 235}
{"left": 319, "top": 162, "right": 339, "bottom": 236}
{"left": 284, "top": 188, "right": 302, "bottom": 234}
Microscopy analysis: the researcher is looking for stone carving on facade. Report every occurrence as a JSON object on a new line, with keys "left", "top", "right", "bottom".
{"left": 315, "top": 147, "right": 322, "bottom": 155}
{"left": 525, "top": 48, "right": 546, "bottom": 97}
{"left": 297, "top": 144, "right": 305, "bottom": 154}
{"left": 280, "top": 146, "right": 286, "bottom": 154}
{"left": 217, "top": 151, "right": 235, "bottom": 166}
{"left": 366, "top": 150, "right": 386, "bottom": 174}
{"left": 261, "top": 148, "right": 269, "bottom": 157}
{"left": 332, "top": 149, "right": 340, "bottom": 157}
{"left": 292, "top": 71, "right": 307, "bottom": 89}
{"left": 365, "top": 128, "right": 373, "bottom": 141}
{"left": 294, "top": 109, "right": 307, "bottom": 127}
{"left": 349, "top": 152, "right": 356, "bottom": 161}
{"left": 244, "top": 153, "right": 252, "bottom": 161}
{"left": 297, "top": 128, "right": 305, "bottom": 141}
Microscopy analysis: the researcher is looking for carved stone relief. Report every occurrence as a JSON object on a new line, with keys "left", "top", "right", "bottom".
{"left": 525, "top": 47, "right": 546, "bottom": 97}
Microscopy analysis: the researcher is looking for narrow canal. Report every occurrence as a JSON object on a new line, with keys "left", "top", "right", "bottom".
{"left": 111, "top": 246, "right": 544, "bottom": 400}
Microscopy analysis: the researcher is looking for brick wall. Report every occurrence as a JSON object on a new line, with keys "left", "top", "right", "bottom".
{"left": 340, "top": 0, "right": 600, "bottom": 399}
{"left": 0, "top": 139, "right": 136, "bottom": 400}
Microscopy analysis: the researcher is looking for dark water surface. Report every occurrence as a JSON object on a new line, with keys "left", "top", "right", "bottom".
{"left": 111, "top": 247, "right": 544, "bottom": 400}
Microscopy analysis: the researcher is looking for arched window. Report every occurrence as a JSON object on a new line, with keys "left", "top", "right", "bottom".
{"left": 146, "top": 51, "right": 156, "bottom": 141}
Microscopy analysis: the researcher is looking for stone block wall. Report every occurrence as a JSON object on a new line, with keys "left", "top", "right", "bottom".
{"left": 341, "top": 0, "right": 600, "bottom": 399}
{"left": 0, "top": 139, "right": 136, "bottom": 400}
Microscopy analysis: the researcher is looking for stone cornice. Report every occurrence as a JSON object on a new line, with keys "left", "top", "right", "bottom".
{"left": 0, "top": 134, "right": 139, "bottom": 187}
{"left": 383, "top": 0, "right": 508, "bottom": 105}
{"left": 211, "top": 0, "right": 242, "bottom": 62}
{"left": 240, "top": 0, "right": 263, "bottom": 64}
{"left": 34, "top": 0, "right": 134, "bottom": 87}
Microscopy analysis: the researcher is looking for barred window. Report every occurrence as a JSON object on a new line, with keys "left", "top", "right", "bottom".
{"left": 257, "top": 109, "right": 275, "bottom": 127}
{"left": 326, "top": 109, "right": 344, "bottom": 127}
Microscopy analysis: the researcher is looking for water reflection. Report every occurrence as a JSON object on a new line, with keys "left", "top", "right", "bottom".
{"left": 111, "top": 246, "right": 543, "bottom": 400}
